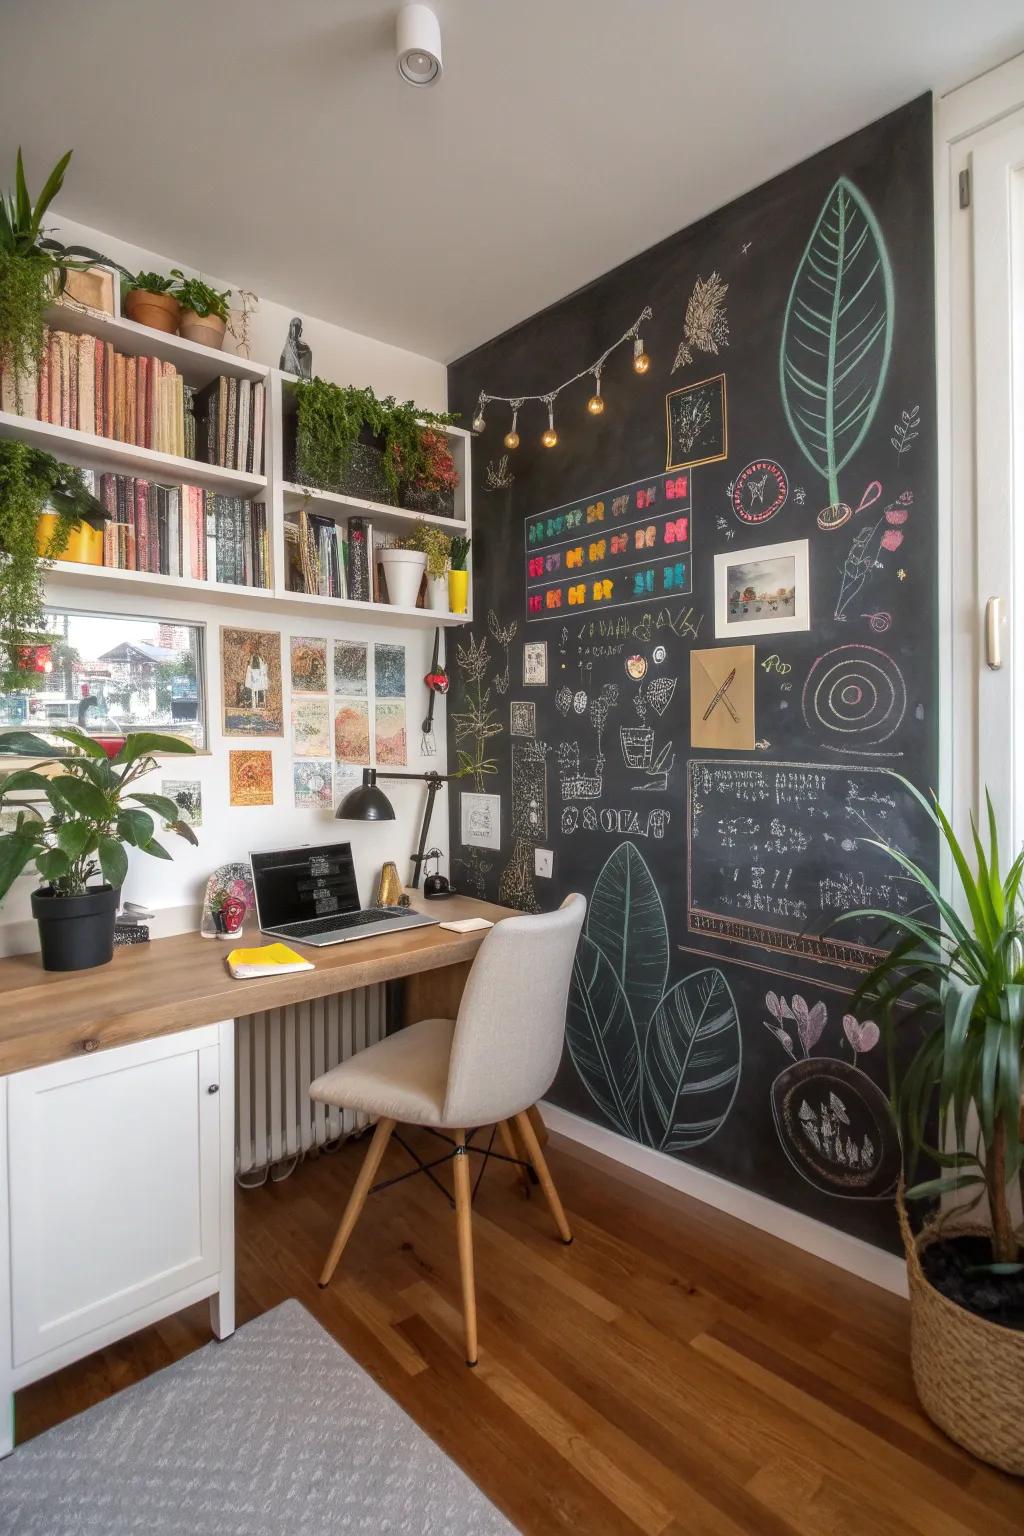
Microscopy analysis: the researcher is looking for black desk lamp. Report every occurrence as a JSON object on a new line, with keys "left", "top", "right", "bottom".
{"left": 336, "top": 768, "right": 455, "bottom": 890}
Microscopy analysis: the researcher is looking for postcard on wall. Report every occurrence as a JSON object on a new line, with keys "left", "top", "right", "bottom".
{"left": 334, "top": 762, "right": 361, "bottom": 807}
{"left": 161, "top": 778, "right": 203, "bottom": 827}
{"left": 334, "top": 697, "right": 370, "bottom": 763}
{"left": 690, "top": 645, "right": 756, "bottom": 750}
{"left": 290, "top": 635, "right": 328, "bottom": 694}
{"left": 334, "top": 639, "right": 367, "bottom": 696}
{"left": 293, "top": 760, "right": 333, "bottom": 810}
{"left": 461, "top": 791, "right": 501, "bottom": 850}
{"left": 523, "top": 640, "right": 548, "bottom": 686}
{"left": 229, "top": 749, "right": 274, "bottom": 807}
{"left": 374, "top": 641, "right": 406, "bottom": 699}
{"left": 375, "top": 698, "right": 407, "bottom": 766}
{"left": 713, "top": 538, "right": 809, "bottom": 639}
{"left": 221, "top": 627, "right": 283, "bottom": 736}
{"left": 291, "top": 697, "right": 330, "bottom": 757}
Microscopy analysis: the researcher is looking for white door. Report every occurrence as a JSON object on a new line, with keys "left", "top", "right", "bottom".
{"left": 6, "top": 1026, "right": 223, "bottom": 1368}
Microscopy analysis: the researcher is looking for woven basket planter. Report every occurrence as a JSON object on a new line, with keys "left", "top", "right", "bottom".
{"left": 899, "top": 1190, "right": 1024, "bottom": 1474}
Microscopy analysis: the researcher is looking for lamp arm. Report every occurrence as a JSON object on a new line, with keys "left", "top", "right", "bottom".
{"left": 374, "top": 770, "right": 455, "bottom": 888}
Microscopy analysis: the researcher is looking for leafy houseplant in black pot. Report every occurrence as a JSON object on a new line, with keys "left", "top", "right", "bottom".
{"left": 845, "top": 780, "right": 1024, "bottom": 1474}
{"left": 0, "top": 728, "right": 197, "bottom": 971}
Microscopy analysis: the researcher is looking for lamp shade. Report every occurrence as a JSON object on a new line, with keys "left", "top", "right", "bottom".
{"left": 336, "top": 768, "right": 395, "bottom": 822}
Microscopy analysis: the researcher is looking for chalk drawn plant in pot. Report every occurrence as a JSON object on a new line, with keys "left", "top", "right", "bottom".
{"left": 566, "top": 842, "right": 742, "bottom": 1154}
{"left": 0, "top": 728, "right": 197, "bottom": 972}
{"left": 840, "top": 778, "right": 1024, "bottom": 1474}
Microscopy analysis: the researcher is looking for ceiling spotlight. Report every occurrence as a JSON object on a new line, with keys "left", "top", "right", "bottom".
{"left": 397, "top": 4, "right": 442, "bottom": 86}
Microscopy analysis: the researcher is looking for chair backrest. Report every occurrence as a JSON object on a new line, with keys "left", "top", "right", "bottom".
{"left": 441, "top": 894, "right": 586, "bottom": 1128}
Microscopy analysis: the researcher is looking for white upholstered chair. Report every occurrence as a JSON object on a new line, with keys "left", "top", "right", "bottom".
{"left": 309, "top": 894, "right": 587, "bottom": 1365}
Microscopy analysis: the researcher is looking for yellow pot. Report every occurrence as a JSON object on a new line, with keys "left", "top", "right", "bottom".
{"left": 448, "top": 568, "right": 469, "bottom": 615}
{"left": 36, "top": 514, "right": 104, "bottom": 566}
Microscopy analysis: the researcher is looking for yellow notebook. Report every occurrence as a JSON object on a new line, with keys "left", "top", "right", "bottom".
{"left": 226, "top": 942, "right": 315, "bottom": 979}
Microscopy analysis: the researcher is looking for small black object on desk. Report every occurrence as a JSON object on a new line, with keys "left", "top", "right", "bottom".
{"left": 336, "top": 768, "right": 457, "bottom": 892}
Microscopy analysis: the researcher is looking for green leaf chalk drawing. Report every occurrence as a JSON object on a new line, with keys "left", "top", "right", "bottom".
{"left": 779, "top": 177, "right": 894, "bottom": 511}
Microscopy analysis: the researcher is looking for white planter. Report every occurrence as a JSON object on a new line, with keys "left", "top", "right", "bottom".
{"left": 380, "top": 549, "right": 427, "bottom": 609}
{"left": 426, "top": 574, "right": 449, "bottom": 612}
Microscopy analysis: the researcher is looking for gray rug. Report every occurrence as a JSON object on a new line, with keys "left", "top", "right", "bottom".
{"left": 1, "top": 1300, "right": 515, "bottom": 1535}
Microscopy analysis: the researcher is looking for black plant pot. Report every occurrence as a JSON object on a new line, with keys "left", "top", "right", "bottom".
{"left": 31, "top": 884, "right": 119, "bottom": 972}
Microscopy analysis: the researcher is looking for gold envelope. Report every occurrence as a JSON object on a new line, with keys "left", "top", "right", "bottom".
{"left": 690, "top": 644, "right": 755, "bottom": 750}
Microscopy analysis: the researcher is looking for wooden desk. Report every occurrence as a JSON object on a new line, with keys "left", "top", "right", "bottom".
{"left": 0, "top": 893, "right": 513, "bottom": 1076}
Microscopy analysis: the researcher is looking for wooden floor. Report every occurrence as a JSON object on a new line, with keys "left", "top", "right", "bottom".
{"left": 17, "top": 1129, "right": 1024, "bottom": 1534}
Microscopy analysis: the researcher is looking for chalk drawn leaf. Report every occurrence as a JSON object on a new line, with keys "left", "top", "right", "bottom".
{"left": 842, "top": 1013, "right": 880, "bottom": 1054}
{"left": 567, "top": 935, "right": 642, "bottom": 1138}
{"left": 587, "top": 842, "right": 669, "bottom": 1027}
{"left": 780, "top": 177, "right": 894, "bottom": 507}
{"left": 640, "top": 968, "right": 742, "bottom": 1153}
{"left": 791, "top": 995, "right": 827, "bottom": 1054}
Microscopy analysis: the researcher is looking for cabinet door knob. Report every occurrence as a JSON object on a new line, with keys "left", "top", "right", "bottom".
{"left": 207, "top": 1084, "right": 220, "bottom": 1094}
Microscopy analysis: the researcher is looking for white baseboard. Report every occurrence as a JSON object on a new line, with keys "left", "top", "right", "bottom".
{"left": 540, "top": 1100, "right": 908, "bottom": 1299}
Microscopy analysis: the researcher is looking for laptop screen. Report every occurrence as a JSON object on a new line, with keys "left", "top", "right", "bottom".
{"left": 250, "top": 843, "right": 361, "bottom": 929}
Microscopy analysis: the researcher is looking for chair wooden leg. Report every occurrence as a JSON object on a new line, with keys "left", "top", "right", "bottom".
{"left": 513, "top": 1110, "right": 573, "bottom": 1244}
{"left": 452, "top": 1129, "right": 478, "bottom": 1366}
{"left": 497, "top": 1119, "right": 531, "bottom": 1194}
{"left": 319, "top": 1116, "right": 395, "bottom": 1287}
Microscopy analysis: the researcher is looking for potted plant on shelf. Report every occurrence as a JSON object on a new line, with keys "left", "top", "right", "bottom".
{"left": 407, "top": 523, "right": 451, "bottom": 612}
{"left": 291, "top": 378, "right": 458, "bottom": 508}
{"left": 122, "top": 270, "right": 181, "bottom": 333}
{"left": 0, "top": 440, "right": 107, "bottom": 693}
{"left": 0, "top": 728, "right": 197, "bottom": 972}
{"left": 379, "top": 536, "right": 427, "bottom": 610}
{"left": 845, "top": 781, "right": 1024, "bottom": 1474}
{"left": 388, "top": 420, "right": 459, "bottom": 517}
{"left": 170, "top": 270, "right": 231, "bottom": 350}
{"left": 0, "top": 147, "right": 78, "bottom": 399}
{"left": 448, "top": 536, "right": 471, "bottom": 615}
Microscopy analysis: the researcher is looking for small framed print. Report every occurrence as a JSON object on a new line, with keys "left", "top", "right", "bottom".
{"left": 523, "top": 641, "right": 548, "bottom": 686}
{"left": 461, "top": 791, "right": 501, "bottom": 850}
{"left": 714, "top": 538, "right": 810, "bottom": 639}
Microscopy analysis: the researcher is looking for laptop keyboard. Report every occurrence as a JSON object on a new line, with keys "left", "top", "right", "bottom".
{"left": 281, "top": 909, "right": 405, "bottom": 940}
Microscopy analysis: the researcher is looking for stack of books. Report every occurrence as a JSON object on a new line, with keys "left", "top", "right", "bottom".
{"left": 193, "top": 376, "right": 265, "bottom": 474}
{"left": 98, "top": 472, "right": 268, "bottom": 586}
{"left": 286, "top": 506, "right": 348, "bottom": 599}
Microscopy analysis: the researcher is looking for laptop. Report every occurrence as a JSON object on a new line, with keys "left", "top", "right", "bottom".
{"left": 250, "top": 842, "right": 438, "bottom": 948}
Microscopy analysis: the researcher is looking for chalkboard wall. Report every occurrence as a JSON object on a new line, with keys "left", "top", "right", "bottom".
{"left": 447, "top": 96, "right": 936, "bottom": 1251}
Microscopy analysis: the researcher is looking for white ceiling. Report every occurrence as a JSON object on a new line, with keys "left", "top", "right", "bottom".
{"left": 2, "top": 1, "right": 1022, "bottom": 363}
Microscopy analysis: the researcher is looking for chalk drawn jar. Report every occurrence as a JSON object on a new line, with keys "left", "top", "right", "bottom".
{"left": 620, "top": 725, "right": 655, "bottom": 770}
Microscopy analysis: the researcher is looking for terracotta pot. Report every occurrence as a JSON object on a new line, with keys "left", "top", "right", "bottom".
{"left": 124, "top": 288, "right": 180, "bottom": 334}
{"left": 178, "top": 310, "right": 226, "bottom": 350}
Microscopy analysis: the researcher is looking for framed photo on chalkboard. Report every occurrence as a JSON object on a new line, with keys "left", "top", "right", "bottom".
{"left": 714, "top": 538, "right": 809, "bottom": 639}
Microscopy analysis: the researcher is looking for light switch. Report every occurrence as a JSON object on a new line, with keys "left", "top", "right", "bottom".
{"left": 535, "top": 848, "right": 553, "bottom": 878}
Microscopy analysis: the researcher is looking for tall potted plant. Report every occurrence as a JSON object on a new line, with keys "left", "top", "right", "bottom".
{"left": 0, "top": 728, "right": 197, "bottom": 971}
{"left": 846, "top": 780, "right": 1024, "bottom": 1474}
{"left": 0, "top": 147, "right": 77, "bottom": 398}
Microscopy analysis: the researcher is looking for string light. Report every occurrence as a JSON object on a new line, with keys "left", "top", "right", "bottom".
{"left": 471, "top": 305, "right": 651, "bottom": 450}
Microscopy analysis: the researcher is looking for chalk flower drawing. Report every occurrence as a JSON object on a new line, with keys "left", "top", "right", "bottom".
{"left": 671, "top": 391, "right": 712, "bottom": 456}
{"left": 452, "top": 633, "right": 502, "bottom": 789}
{"left": 487, "top": 610, "right": 518, "bottom": 695}
{"left": 672, "top": 271, "right": 729, "bottom": 372}
{"left": 484, "top": 455, "right": 514, "bottom": 491}
{"left": 566, "top": 843, "right": 741, "bottom": 1153}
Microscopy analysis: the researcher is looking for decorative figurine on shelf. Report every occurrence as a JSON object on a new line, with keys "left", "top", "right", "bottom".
{"left": 375, "top": 861, "right": 404, "bottom": 907}
{"left": 200, "top": 862, "right": 256, "bottom": 939}
{"left": 422, "top": 847, "right": 453, "bottom": 900}
{"left": 279, "top": 316, "right": 312, "bottom": 380}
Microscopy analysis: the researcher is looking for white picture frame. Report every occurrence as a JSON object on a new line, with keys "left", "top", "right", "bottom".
{"left": 460, "top": 792, "right": 502, "bottom": 850}
{"left": 714, "top": 538, "right": 810, "bottom": 639}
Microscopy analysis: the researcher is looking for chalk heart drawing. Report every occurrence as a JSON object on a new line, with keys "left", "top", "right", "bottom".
{"left": 566, "top": 843, "right": 742, "bottom": 1155}
{"left": 802, "top": 643, "right": 907, "bottom": 751}
{"left": 763, "top": 991, "right": 900, "bottom": 1200}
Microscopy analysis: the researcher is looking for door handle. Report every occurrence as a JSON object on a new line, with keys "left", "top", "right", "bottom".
{"left": 986, "top": 596, "right": 1004, "bottom": 670}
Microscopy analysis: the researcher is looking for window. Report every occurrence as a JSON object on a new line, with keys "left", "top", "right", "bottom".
{"left": 0, "top": 609, "right": 207, "bottom": 753}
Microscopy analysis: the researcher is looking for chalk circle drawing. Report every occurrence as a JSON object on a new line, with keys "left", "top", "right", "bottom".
{"left": 763, "top": 992, "right": 899, "bottom": 1199}
{"left": 731, "top": 459, "right": 788, "bottom": 525}
{"left": 652, "top": 644, "right": 667, "bottom": 665}
{"left": 573, "top": 689, "right": 588, "bottom": 713}
{"left": 461, "top": 791, "right": 501, "bottom": 850}
{"left": 816, "top": 479, "right": 881, "bottom": 533}
{"left": 510, "top": 700, "right": 536, "bottom": 737}
{"left": 802, "top": 644, "right": 907, "bottom": 750}
{"left": 523, "top": 640, "right": 548, "bottom": 686}
{"left": 780, "top": 176, "right": 893, "bottom": 513}
{"left": 555, "top": 685, "right": 573, "bottom": 717}
{"left": 665, "top": 373, "right": 728, "bottom": 472}
{"left": 862, "top": 611, "right": 892, "bottom": 634}
{"left": 565, "top": 843, "right": 741, "bottom": 1153}
{"left": 672, "top": 271, "right": 729, "bottom": 373}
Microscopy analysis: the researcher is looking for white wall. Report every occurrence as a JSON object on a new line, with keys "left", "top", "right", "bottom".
{"left": 0, "top": 216, "right": 451, "bottom": 955}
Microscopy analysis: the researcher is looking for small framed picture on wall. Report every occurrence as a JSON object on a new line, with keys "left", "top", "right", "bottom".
{"left": 713, "top": 538, "right": 810, "bottom": 639}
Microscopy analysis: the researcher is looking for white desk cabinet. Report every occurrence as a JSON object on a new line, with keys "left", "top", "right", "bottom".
{"left": 0, "top": 1021, "right": 235, "bottom": 1458}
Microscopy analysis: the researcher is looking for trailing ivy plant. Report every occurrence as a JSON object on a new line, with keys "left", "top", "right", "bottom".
{"left": 292, "top": 377, "right": 457, "bottom": 503}
{"left": 170, "top": 270, "right": 231, "bottom": 321}
{"left": 0, "top": 440, "right": 105, "bottom": 692}
{"left": 0, "top": 147, "right": 76, "bottom": 385}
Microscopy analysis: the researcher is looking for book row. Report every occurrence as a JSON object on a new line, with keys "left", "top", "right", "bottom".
{"left": 97, "top": 472, "right": 269, "bottom": 588}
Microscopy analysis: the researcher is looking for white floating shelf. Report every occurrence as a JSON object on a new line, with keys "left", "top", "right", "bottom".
{"left": 0, "top": 412, "right": 267, "bottom": 497}
{"left": 275, "top": 589, "right": 471, "bottom": 627}
{"left": 43, "top": 560, "right": 277, "bottom": 610}
{"left": 281, "top": 482, "right": 467, "bottom": 535}
{"left": 47, "top": 303, "right": 269, "bottom": 387}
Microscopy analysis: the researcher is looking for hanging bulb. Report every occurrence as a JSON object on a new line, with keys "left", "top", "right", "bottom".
{"left": 503, "top": 407, "right": 520, "bottom": 450}
{"left": 632, "top": 336, "right": 650, "bottom": 375}
{"left": 587, "top": 371, "right": 604, "bottom": 415}
{"left": 541, "top": 401, "right": 558, "bottom": 448}
{"left": 471, "top": 395, "right": 487, "bottom": 433}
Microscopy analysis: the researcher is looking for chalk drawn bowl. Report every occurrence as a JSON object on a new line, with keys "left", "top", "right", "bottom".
{"left": 816, "top": 502, "right": 853, "bottom": 531}
{"left": 770, "top": 1057, "right": 900, "bottom": 1199}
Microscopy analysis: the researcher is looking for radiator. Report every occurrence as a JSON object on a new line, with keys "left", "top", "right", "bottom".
{"left": 235, "top": 985, "right": 386, "bottom": 1183}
